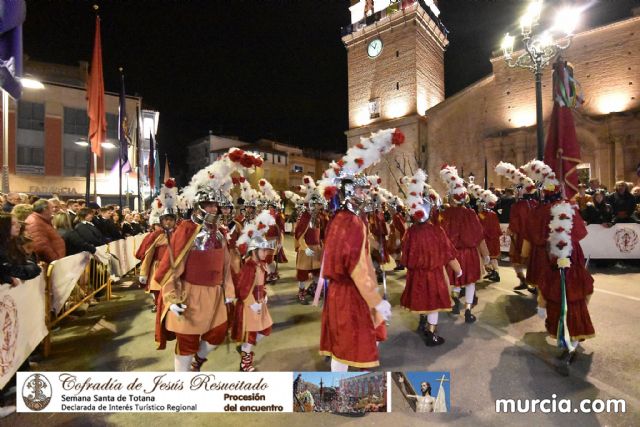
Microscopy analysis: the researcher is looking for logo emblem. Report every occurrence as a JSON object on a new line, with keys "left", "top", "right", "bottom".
{"left": 22, "top": 373, "right": 52, "bottom": 411}
{"left": 615, "top": 227, "right": 638, "bottom": 253}
{"left": 0, "top": 295, "right": 19, "bottom": 377}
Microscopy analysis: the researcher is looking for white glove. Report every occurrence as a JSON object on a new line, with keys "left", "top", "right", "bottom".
{"left": 169, "top": 303, "right": 187, "bottom": 316}
{"left": 138, "top": 276, "right": 147, "bottom": 285}
{"left": 249, "top": 302, "right": 262, "bottom": 314}
{"left": 537, "top": 307, "right": 546, "bottom": 319}
{"left": 375, "top": 300, "right": 392, "bottom": 322}
{"left": 225, "top": 298, "right": 235, "bottom": 304}
{"left": 304, "top": 247, "right": 315, "bottom": 257}
{"left": 456, "top": 270, "right": 463, "bottom": 278}
{"left": 483, "top": 255, "right": 491, "bottom": 265}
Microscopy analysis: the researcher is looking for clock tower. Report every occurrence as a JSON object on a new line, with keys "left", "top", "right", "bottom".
{"left": 343, "top": 0, "right": 448, "bottom": 190}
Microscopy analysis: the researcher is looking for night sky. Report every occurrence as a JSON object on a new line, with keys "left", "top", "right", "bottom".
{"left": 22, "top": 0, "right": 638, "bottom": 181}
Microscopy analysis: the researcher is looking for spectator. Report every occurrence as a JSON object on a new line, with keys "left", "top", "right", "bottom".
{"left": 496, "top": 188, "right": 515, "bottom": 223}
{"left": 24, "top": 200, "right": 66, "bottom": 263}
{"left": 582, "top": 190, "right": 613, "bottom": 225}
{"left": 52, "top": 212, "right": 96, "bottom": 256}
{"left": 11, "top": 203, "right": 33, "bottom": 223}
{"left": 77, "top": 199, "right": 86, "bottom": 209}
{"left": 48, "top": 198, "right": 62, "bottom": 215}
{"left": 607, "top": 181, "right": 637, "bottom": 224}
{"left": 0, "top": 212, "right": 41, "bottom": 285}
{"left": 130, "top": 212, "right": 144, "bottom": 235}
{"left": 586, "top": 178, "right": 600, "bottom": 196}
{"left": 96, "top": 207, "right": 122, "bottom": 242}
{"left": 2, "top": 192, "right": 21, "bottom": 213}
{"left": 28, "top": 194, "right": 40, "bottom": 205}
{"left": 66, "top": 199, "right": 80, "bottom": 224}
{"left": 571, "top": 184, "right": 592, "bottom": 211}
{"left": 631, "top": 186, "right": 640, "bottom": 205}
{"left": 74, "top": 207, "right": 107, "bottom": 246}
{"left": 121, "top": 213, "right": 134, "bottom": 237}
{"left": 112, "top": 211, "right": 123, "bottom": 235}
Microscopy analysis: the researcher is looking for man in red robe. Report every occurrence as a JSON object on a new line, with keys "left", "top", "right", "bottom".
{"left": 476, "top": 192, "right": 502, "bottom": 283}
{"left": 294, "top": 196, "right": 324, "bottom": 304}
{"left": 319, "top": 176, "right": 391, "bottom": 371}
{"left": 510, "top": 185, "right": 538, "bottom": 292}
{"left": 388, "top": 203, "right": 407, "bottom": 271}
{"left": 153, "top": 191, "right": 235, "bottom": 372}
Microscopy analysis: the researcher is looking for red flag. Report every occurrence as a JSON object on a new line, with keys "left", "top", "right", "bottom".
{"left": 544, "top": 60, "right": 582, "bottom": 200}
{"left": 87, "top": 15, "right": 106, "bottom": 157}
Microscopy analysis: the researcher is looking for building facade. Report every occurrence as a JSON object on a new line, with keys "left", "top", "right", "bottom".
{"left": 0, "top": 59, "right": 159, "bottom": 206}
{"left": 344, "top": 1, "right": 640, "bottom": 193}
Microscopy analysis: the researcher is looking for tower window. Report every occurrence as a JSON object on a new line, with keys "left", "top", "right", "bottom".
{"left": 396, "top": 82, "right": 400, "bottom": 90}
{"left": 396, "top": 50, "right": 399, "bottom": 57}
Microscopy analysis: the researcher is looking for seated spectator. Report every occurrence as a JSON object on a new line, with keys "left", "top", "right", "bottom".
{"left": 11, "top": 203, "right": 33, "bottom": 223}
{"left": 607, "top": 181, "right": 637, "bottom": 223}
{"left": 0, "top": 213, "right": 41, "bottom": 285}
{"left": 52, "top": 212, "right": 96, "bottom": 255}
{"left": 2, "top": 192, "right": 21, "bottom": 213}
{"left": 571, "top": 184, "right": 592, "bottom": 211}
{"left": 25, "top": 200, "right": 66, "bottom": 264}
{"left": 582, "top": 190, "right": 613, "bottom": 225}
{"left": 74, "top": 207, "right": 107, "bottom": 246}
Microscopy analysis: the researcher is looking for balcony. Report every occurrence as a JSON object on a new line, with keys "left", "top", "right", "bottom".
{"left": 341, "top": 0, "right": 448, "bottom": 37}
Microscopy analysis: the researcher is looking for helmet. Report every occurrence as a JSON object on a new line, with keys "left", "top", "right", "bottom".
{"left": 247, "top": 235, "right": 276, "bottom": 253}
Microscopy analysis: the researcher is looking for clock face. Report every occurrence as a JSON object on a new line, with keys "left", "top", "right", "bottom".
{"left": 367, "top": 38, "right": 383, "bottom": 58}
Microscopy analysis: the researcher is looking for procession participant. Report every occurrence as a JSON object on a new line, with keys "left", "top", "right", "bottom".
{"left": 239, "top": 180, "right": 260, "bottom": 223}
{"left": 367, "top": 176, "right": 390, "bottom": 281}
{"left": 317, "top": 128, "right": 404, "bottom": 371}
{"left": 438, "top": 165, "right": 490, "bottom": 323}
{"left": 154, "top": 149, "right": 262, "bottom": 372}
{"left": 387, "top": 195, "right": 407, "bottom": 271}
{"left": 294, "top": 189, "right": 324, "bottom": 304}
{"left": 400, "top": 170, "right": 462, "bottom": 346}
{"left": 520, "top": 160, "right": 594, "bottom": 375}
{"left": 468, "top": 183, "right": 501, "bottom": 282}
{"left": 231, "top": 211, "right": 276, "bottom": 372}
{"left": 495, "top": 162, "right": 538, "bottom": 292}
{"left": 136, "top": 179, "right": 178, "bottom": 312}
{"left": 258, "top": 178, "right": 285, "bottom": 282}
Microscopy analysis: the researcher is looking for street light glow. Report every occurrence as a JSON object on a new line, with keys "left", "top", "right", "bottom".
{"left": 20, "top": 77, "right": 45, "bottom": 90}
{"left": 553, "top": 7, "right": 580, "bottom": 35}
{"left": 520, "top": 13, "right": 534, "bottom": 36}
{"left": 501, "top": 33, "right": 515, "bottom": 58}
{"left": 526, "top": 0, "right": 543, "bottom": 23}
{"left": 101, "top": 141, "right": 117, "bottom": 150}
{"left": 74, "top": 139, "right": 89, "bottom": 147}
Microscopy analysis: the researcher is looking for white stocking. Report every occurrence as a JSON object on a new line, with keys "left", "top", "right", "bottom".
{"left": 298, "top": 281, "right": 307, "bottom": 290}
{"left": 197, "top": 341, "right": 217, "bottom": 359}
{"left": 241, "top": 343, "right": 254, "bottom": 353}
{"left": 427, "top": 312, "right": 439, "bottom": 325}
{"left": 465, "top": 284, "right": 476, "bottom": 305}
{"left": 453, "top": 286, "right": 461, "bottom": 294}
{"left": 255, "top": 333, "right": 266, "bottom": 344}
{"left": 571, "top": 341, "right": 580, "bottom": 351}
{"left": 174, "top": 354, "right": 193, "bottom": 372}
{"left": 331, "top": 358, "right": 349, "bottom": 372}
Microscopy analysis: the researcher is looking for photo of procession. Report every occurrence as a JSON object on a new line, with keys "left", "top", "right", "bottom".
{"left": 293, "top": 372, "right": 387, "bottom": 414}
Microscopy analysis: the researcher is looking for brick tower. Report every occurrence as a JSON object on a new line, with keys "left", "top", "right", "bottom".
{"left": 342, "top": 0, "right": 448, "bottom": 191}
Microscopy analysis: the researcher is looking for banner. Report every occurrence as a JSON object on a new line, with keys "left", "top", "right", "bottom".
{"left": 580, "top": 223, "right": 640, "bottom": 259}
{"left": 17, "top": 372, "right": 292, "bottom": 413}
{"left": 0, "top": 274, "right": 48, "bottom": 389}
{"left": 49, "top": 252, "right": 92, "bottom": 314}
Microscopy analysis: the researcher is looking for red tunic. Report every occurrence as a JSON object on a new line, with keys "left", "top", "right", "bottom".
{"left": 523, "top": 203, "right": 554, "bottom": 290}
{"left": 369, "top": 211, "right": 390, "bottom": 264}
{"left": 478, "top": 210, "right": 502, "bottom": 258}
{"left": 319, "top": 210, "right": 386, "bottom": 368}
{"left": 508, "top": 199, "right": 537, "bottom": 265}
{"left": 400, "top": 222, "right": 456, "bottom": 313}
{"left": 231, "top": 258, "right": 272, "bottom": 342}
{"left": 540, "top": 207, "right": 595, "bottom": 340}
{"left": 386, "top": 213, "right": 406, "bottom": 256}
{"left": 135, "top": 229, "right": 163, "bottom": 261}
{"left": 439, "top": 206, "right": 484, "bottom": 286}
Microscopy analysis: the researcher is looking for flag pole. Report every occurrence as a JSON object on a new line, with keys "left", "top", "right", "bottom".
{"left": 118, "top": 67, "right": 124, "bottom": 214}
{"left": 136, "top": 105, "right": 142, "bottom": 211}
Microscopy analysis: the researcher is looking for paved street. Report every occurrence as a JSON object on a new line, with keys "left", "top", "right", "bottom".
{"left": 5, "top": 236, "right": 639, "bottom": 426}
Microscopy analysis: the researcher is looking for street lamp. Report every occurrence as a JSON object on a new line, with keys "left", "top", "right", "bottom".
{"left": 2, "top": 77, "right": 45, "bottom": 193}
{"left": 501, "top": 0, "right": 581, "bottom": 160}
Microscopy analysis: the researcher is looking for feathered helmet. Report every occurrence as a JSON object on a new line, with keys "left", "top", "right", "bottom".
{"left": 404, "top": 169, "right": 431, "bottom": 223}
{"left": 258, "top": 178, "right": 281, "bottom": 208}
{"left": 468, "top": 183, "right": 498, "bottom": 209}
{"left": 236, "top": 210, "right": 276, "bottom": 256}
{"left": 318, "top": 128, "right": 406, "bottom": 207}
{"left": 284, "top": 190, "right": 305, "bottom": 210}
{"left": 439, "top": 164, "right": 467, "bottom": 204}
{"left": 520, "top": 159, "right": 560, "bottom": 195}
{"left": 148, "top": 198, "right": 162, "bottom": 226}
{"left": 240, "top": 179, "right": 260, "bottom": 208}
{"left": 495, "top": 161, "right": 537, "bottom": 194}
{"left": 158, "top": 178, "right": 178, "bottom": 218}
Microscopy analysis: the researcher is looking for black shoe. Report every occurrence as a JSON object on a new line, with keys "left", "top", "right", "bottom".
{"left": 464, "top": 309, "right": 476, "bottom": 323}
{"left": 425, "top": 330, "right": 445, "bottom": 346}
{"left": 451, "top": 297, "right": 461, "bottom": 315}
{"left": 528, "top": 286, "right": 538, "bottom": 295}
{"left": 483, "top": 272, "right": 492, "bottom": 280}
{"left": 556, "top": 350, "right": 577, "bottom": 376}
{"left": 393, "top": 264, "right": 405, "bottom": 271}
{"left": 513, "top": 282, "right": 528, "bottom": 291}
{"left": 459, "top": 288, "right": 466, "bottom": 298}
{"left": 489, "top": 271, "right": 500, "bottom": 283}
{"left": 306, "top": 282, "right": 317, "bottom": 297}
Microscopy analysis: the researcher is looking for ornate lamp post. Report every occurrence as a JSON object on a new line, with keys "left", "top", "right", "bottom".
{"left": 500, "top": 0, "right": 581, "bottom": 160}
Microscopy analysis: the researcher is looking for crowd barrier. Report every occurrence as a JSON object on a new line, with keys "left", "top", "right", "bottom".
{"left": 0, "top": 234, "right": 146, "bottom": 388}
{"left": 499, "top": 223, "right": 640, "bottom": 259}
